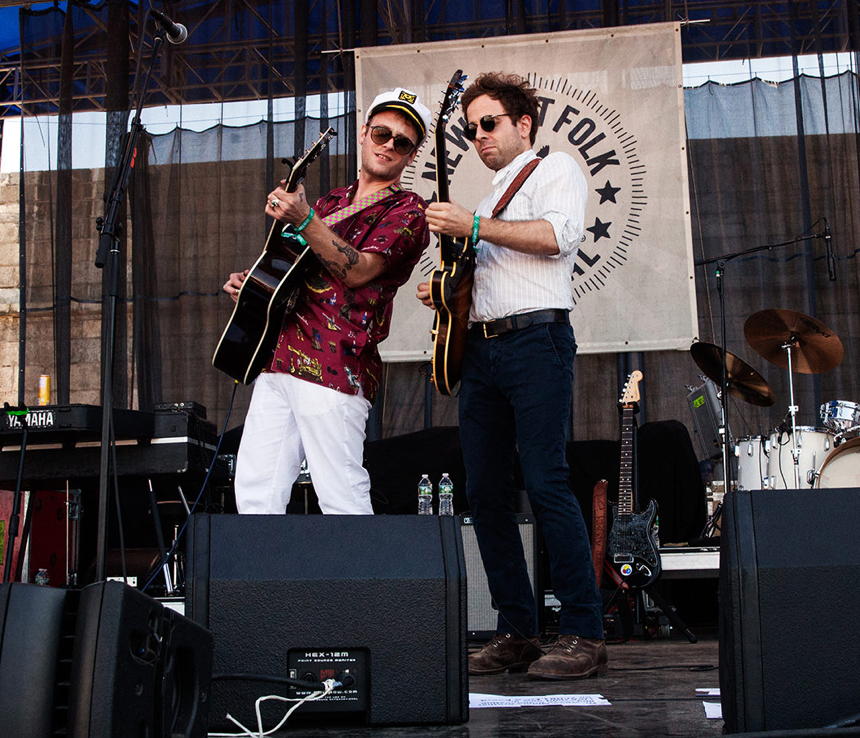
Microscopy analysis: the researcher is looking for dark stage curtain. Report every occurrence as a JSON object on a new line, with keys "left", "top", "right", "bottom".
{"left": 12, "top": 4, "right": 860, "bottom": 461}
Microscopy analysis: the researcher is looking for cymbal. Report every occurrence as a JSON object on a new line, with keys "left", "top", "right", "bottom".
{"left": 744, "top": 309, "right": 843, "bottom": 374}
{"left": 690, "top": 341, "right": 776, "bottom": 407}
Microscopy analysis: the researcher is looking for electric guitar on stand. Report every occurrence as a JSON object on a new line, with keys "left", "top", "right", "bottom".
{"left": 606, "top": 370, "right": 662, "bottom": 589}
{"left": 212, "top": 127, "right": 336, "bottom": 384}
{"left": 428, "top": 70, "right": 474, "bottom": 396}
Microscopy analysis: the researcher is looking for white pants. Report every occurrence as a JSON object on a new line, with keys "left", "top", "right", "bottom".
{"left": 235, "top": 372, "right": 374, "bottom": 515}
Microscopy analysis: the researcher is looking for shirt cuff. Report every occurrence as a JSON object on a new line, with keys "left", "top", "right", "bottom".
{"left": 543, "top": 212, "right": 580, "bottom": 258}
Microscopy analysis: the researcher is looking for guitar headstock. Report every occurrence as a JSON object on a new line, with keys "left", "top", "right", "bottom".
{"left": 286, "top": 127, "right": 337, "bottom": 192}
{"left": 438, "top": 70, "right": 468, "bottom": 129}
{"left": 619, "top": 370, "right": 643, "bottom": 408}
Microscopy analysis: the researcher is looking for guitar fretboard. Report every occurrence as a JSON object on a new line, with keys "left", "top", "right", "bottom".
{"left": 618, "top": 405, "right": 635, "bottom": 516}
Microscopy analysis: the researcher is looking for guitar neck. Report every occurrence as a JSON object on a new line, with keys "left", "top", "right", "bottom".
{"left": 618, "top": 406, "right": 635, "bottom": 515}
{"left": 435, "top": 123, "right": 451, "bottom": 204}
{"left": 285, "top": 127, "right": 336, "bottom": 194}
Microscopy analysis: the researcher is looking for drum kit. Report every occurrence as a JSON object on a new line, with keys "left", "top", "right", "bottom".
{"left": 691, "top": 308, "right": 858, "bottom": 491}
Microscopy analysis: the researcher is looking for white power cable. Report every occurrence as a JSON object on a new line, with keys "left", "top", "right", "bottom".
{"left": 209, "top": 679, "right": 339, "bottom": 738}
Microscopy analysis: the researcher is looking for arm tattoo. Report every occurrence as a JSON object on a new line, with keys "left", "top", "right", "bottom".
{"left": 317, "top": 253, "right": 348, "bottom": 280}
{"left": 334, "top": 239, "right": 360, "bottom": 268}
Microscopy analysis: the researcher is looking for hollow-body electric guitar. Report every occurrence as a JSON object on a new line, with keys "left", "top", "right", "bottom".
{"left": 606, "top": 370, "right": 662, "bottom": 588}
{"left": 428, "top": 70, "right": 474, "bottom": 396}
{"left": 212, "top": 128, "right": 336, "bottom": 384}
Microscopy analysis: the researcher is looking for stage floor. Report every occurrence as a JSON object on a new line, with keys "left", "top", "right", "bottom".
{"left": 215, "top": 630, "right": 723, "bottom": 737}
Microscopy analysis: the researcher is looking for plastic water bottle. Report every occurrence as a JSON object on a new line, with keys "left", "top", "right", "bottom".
{"left": 34, "top": 568, "right": 50, "bottom": 586}
{"left": 418, "top": 474, "right": 433, "bottom": 515}
{"left": 438, "top": 473, "right": 454, "bottom": 516}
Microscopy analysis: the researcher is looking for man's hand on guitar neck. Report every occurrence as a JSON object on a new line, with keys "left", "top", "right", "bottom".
{"left": 426, "top": 201, "right": 473, "bottom": 239}
{"left": 266, "top": 181, "right": 312, "bottom": 226}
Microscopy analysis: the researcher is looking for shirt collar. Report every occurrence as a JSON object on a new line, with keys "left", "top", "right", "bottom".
{"left": 491, "top": 148, "right": 538, "bottom": 189}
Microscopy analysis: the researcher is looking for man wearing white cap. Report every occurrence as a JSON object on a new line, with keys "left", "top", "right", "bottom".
{"left": 224, "top": 88, "right": 432, "bottom": 515}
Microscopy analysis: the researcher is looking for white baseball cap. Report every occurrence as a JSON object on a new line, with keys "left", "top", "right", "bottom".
{"left": 365, "top": 87, "right": 432, "bottom": 143}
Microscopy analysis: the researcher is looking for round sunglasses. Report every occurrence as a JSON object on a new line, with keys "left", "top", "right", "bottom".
{"left": 464, "top": 113, "right": 512, "bottom": 141}
{"left": 369, "top": 125, "right": 417, "bottom": 155}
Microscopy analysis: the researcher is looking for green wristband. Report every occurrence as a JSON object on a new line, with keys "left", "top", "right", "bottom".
{"left": 471, "top": 214, "right": 481, "bottom": 244}
{"left": 295, "top": 207, "right": 315, "bottom": 233}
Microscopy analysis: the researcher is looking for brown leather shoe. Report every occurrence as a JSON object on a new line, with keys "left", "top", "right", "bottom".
{"left": 468, "top": 633, "right": 544, "bottom": 675}
{"left": 526, "top": 635, "right": 608, "bottom": 680}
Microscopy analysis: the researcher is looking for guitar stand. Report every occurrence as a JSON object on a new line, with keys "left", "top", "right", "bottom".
{"left": 700, "top": 500, "right": 723, "bottom": 539}
{"left": 604, "top": 564, "right": 697, "bottom": 643}
{"left": 641, "top": 584, "right": 697, "bottom": 643}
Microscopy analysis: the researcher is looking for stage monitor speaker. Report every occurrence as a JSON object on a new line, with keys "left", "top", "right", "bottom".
{"left": 720, "top": 488, "right": 860, "bottom": 733}
{"left": 0, "top": 583, "right": 77, "bottom": 738}
{"left": 68, "top": 581, "right": 213, "bottom": 738}
{"left": 186, "top": 513, "right": 467, "bottom": 729}
{"left": 460, "top": 514, "right": 538, "bottom": 638}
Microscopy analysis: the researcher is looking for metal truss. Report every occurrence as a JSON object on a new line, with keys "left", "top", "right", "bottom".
{"left": 0, "top": 0, "right": 855, "bottom": 119}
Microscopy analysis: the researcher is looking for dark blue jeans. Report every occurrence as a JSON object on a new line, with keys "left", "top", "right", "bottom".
{"left": 459, "top": 321, "right": 603, "bottom": 638}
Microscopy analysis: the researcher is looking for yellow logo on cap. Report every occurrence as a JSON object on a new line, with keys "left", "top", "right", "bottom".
{"left": 398, "top": 91, "right": 417, "bottom": 104}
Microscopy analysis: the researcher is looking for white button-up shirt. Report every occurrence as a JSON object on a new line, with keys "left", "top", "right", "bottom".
{"left": 470, "top": 148, "right": 587, "bottom": 324}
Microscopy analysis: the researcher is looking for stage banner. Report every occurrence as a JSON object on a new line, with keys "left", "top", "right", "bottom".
{"left": 356, "top": 23, "right": 696, "bottom": 359}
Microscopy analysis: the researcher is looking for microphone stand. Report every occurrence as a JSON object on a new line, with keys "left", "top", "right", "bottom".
{"left": 93, "top": 25, "right": 167, "bottom": 582}
{"left": 694, "top": 226, "right": 829, "bottom": 495}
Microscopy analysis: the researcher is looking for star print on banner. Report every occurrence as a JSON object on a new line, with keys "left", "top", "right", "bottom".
{"left": 596, "top": 181, "right": 621, "bottom": 204}
{"left": 587, "top": 217, "right": 612, "bottom": 241}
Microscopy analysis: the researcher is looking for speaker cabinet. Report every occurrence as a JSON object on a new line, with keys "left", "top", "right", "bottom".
{"left": 0, "top": 583, "right": 77, "bottom": 738}
{"left": 186, "top": 514, "right": 468, "bottom": 728}
{"left": 68, "top": 581, "right": 212, "bottom": 738}
{"left": 460, "top": 514, "right": 538, "bottom": 638}
{"left": 720, "top": 488, "right": 860, "bottom": 733}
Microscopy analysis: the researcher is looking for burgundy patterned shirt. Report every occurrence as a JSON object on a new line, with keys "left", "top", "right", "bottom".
{"left": 267, "top": 182, "right": 429, "bottom": 403}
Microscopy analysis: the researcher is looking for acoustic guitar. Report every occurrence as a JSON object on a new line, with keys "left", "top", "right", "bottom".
{"left": 606, "top": 370, "right": 662, "bottom": 589}
{"left": 428, "top": 70, "right": 474, "bottom": 396}
{"left": 212, "top": 128, "right": 336, "bottom": 384}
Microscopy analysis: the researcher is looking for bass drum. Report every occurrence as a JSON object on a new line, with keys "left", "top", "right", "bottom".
{"left": 734, "top": 435, "right": 768, "bottom": 490}
{"left": 816, "top": 436, "right": 860, "bottom": 488}
{"left": 767, "top": 426, "right": 835, "bottom": 489}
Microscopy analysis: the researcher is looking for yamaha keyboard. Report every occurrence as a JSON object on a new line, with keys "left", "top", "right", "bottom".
{"left": 1, "top": 404, "right": 154, "bottom": 445}
{"left": 0, "top": 404, "right": 231, "bottom": 485}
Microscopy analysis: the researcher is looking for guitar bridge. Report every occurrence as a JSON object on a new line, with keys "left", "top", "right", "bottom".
{"left": 613, "top": 553, "right": 634, "bottom": 564}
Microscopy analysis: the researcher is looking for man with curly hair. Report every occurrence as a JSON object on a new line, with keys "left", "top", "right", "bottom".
{"left": 418, "top": 72, "right": 606, "bottom": 680}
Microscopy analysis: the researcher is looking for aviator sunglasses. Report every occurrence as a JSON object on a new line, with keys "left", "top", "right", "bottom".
{"left": 369, "top": 125, "right": 417, "bottom": 155}
{"left": 464, "top": 113, "right": 512, "bottom": 141}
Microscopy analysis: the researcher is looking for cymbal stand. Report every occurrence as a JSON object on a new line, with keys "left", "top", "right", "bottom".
{"left": 695, "top": 222, "right": 829, "bottom": 495}
{"left": 782, "top": 335, "right": 802, "bottom": 488}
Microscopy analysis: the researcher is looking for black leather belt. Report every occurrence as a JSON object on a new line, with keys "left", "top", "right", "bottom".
{"left": 474, "top": 309, "right": 569, "bottom": 339}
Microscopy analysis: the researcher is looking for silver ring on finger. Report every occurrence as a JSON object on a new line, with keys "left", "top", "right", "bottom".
{"left": 270, "top": 198, "right": 279, "bottom": 208}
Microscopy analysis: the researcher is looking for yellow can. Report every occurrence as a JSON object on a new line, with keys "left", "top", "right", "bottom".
{"left": 38, "top": 374, "right": 51, "bottom": 406}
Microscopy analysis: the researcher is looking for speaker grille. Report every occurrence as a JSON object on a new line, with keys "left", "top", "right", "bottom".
{"left": 460, "top": 514, "right": 537, "bottom": 637}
